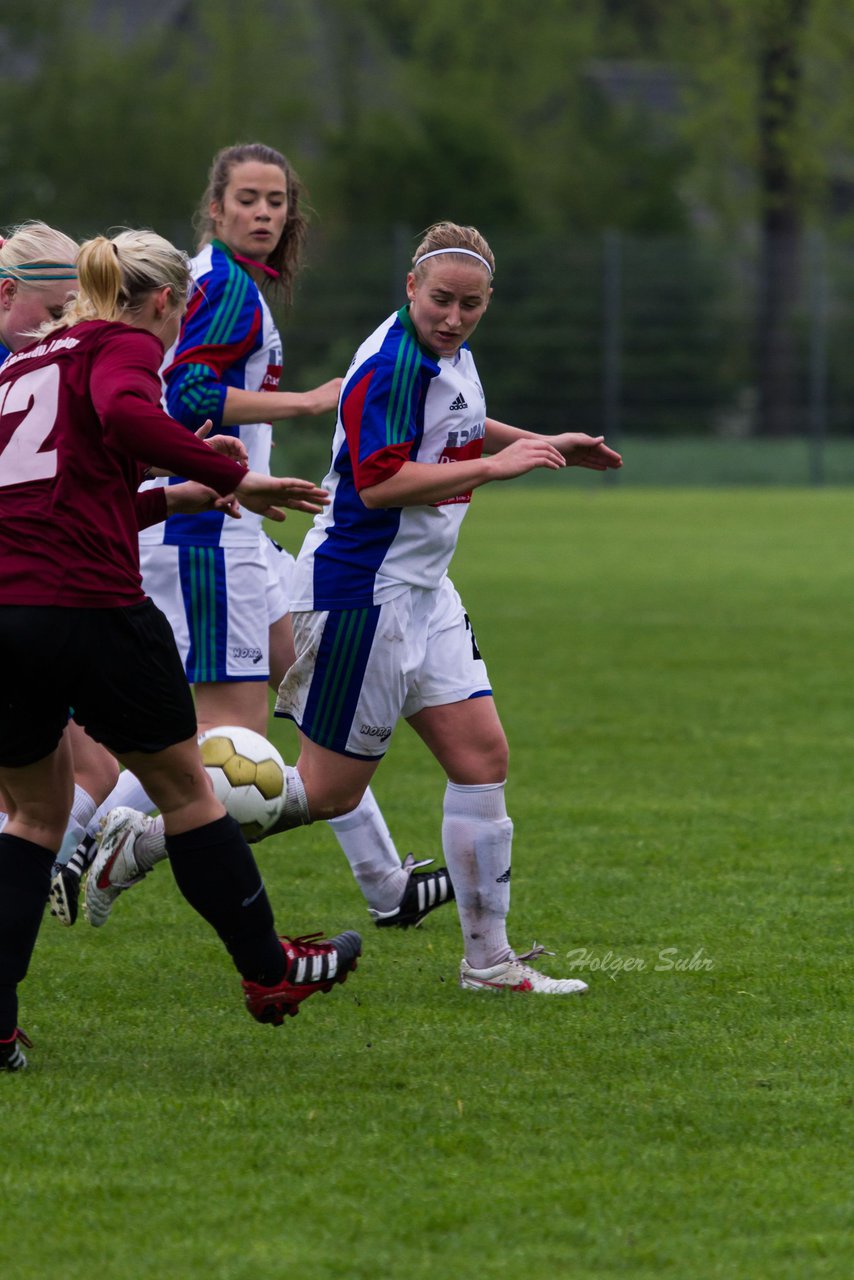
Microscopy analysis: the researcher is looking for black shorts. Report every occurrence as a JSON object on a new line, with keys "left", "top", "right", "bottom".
{"left": 0, "top": 601, "right": 198, "bottom": 767}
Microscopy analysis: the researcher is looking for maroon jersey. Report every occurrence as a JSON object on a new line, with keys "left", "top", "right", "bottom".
{"left": 0, "top": 320, "right": 246, "bottom": 606}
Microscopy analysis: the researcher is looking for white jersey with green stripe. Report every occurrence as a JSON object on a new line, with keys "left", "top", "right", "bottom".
{"left": 289, "top": 307, "right": 487, "bottom": 611}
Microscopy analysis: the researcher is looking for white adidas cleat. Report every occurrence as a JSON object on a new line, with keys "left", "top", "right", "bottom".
{"left": 84, "top": 807, "right": 150, "bottom": 928}
{"left": 459, "top": 945, "right": 589, "bottom": 995}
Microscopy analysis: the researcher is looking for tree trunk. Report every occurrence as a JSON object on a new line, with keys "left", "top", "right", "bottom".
{"left": 754, "top": 0, "right": 809, "bottom": 437}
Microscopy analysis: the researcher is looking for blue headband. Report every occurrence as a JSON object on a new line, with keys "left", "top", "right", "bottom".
{"left": 0, "top": 264, "right": 77, "bottom": 281}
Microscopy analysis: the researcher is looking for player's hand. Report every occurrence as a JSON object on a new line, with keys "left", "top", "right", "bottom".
{"left": 211, "top": 494, "right": 242, "bottom": 518}
{"left": 164, "top": 480, "right": 242, "bottom": 519}
{"left": 194, "top": 421, "right": 249, "bottom": 467}
{"left": 234, "top": 471, "right": 330, "bottom": 521}
{"left": 486, "top": 437, "right": 566, "bottom": 481}
{"left": 301, "top": 378, "right": 344, "bottom": 416}
{"left": 551, "top": 433, "right": 622, "bottom": 471}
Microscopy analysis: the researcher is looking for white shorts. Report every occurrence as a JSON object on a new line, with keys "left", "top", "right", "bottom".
{"left": 264, "top": 536, "right": 294, "bottom": 619}
{"left": 140, "top": 536, "right": 295, "bottom": 683}
{"left": 275, "top": 576, "right": 491, "bottom": 759}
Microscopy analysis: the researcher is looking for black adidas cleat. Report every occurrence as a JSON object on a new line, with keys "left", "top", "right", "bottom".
{"left": 369, "top": 855, "right": 455, "bottom": 929}
{"left": 49, "top": 865, "right": 82, "bottom": 926}
{"left": 0, "top": 1028, "right": 32, "bottom": 1073}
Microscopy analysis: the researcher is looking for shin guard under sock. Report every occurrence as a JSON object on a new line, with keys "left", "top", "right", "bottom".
{"left": 442, "top": 781, "right": 514, "bottom": 969}
{"left": 0, "top": 834, "right": 54, "bottom": 1038}
{"left": 166, "top": 815, "right": 284, "bottom": 986}
{"left": 326, "top": 787, "right": 406, "bottom": 911}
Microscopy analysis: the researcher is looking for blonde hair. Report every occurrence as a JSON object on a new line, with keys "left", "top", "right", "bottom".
{"left": 411, "top": 222, "right": 495, "bottom": 281}
{"left": 37, "top": 229, "right": 190, "bottom": 338}
{"left": 0, "top": 220, "right": 79, "bottom": 285}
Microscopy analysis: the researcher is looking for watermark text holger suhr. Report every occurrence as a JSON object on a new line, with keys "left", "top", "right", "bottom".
{"left": 565, "top": 947, "right": 715, "bottom": 980}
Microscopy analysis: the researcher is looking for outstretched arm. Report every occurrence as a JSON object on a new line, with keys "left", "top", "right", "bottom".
{"left": 485, "top": 418, "right": 622, "bottom": 471}
{"left": 164, "top": 259, "right": 343, "bottom": 428}
{"left": 360, "top": 438, "right": 567, "bottom": 509}
{"left": 232, "top": 472, "right": 330, "bottom": 523}
{"left": 134, "top": 481, "right": 241, "bottom": 530}
{"left": 222, "top": 378, "right": 343, "bottom": 425}
{"left": 168, "top": 365, "right": 343, "bottom": 427}
{"left": 164, "top": 481, "right": 242, "bottom": 520}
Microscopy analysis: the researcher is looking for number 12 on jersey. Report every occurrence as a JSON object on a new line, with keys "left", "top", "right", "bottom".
{"left": 0, "top": 364, "right": 60, "bottom": 488}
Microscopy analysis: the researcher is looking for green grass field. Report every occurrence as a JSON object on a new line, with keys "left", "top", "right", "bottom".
{"left": 2, "top": 487, "right": 851, "bottom": 1279}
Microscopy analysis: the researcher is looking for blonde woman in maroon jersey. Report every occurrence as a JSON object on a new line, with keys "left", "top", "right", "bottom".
{"left": 0, "top": 222, "right": 123, "bottom": 854}
{"left": 0, "top": 222, "right": 250, "bottom": 880}
{"left": 0, "top": 227, "right": 361, "bottom": 1072}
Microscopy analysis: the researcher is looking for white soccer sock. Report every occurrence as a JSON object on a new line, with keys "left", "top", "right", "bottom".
{"left": 283, "top": 765, "right": 310, "bottom": 825}
{"left": 129, "top": 814, "right": 167, "bottom": 872}
{"left": 71, "top": 784, "right": 98, "bottom": 831}
{"left": 326, "top": 787, "right": 406, "bottom": 911}
{"left": 442, "top": 780, "right": 513, "bottom": 970}
{"left": 91, "top": 771, "right": 155, "bottom": 833}
{"left": 55, "top": 785, "right": 99, "bottom": 866}
{"left": 265, "top": 765, "right": 312, "bottom": 835}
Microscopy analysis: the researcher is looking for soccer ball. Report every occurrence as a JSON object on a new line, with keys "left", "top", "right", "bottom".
{"left": 198, "top": 725, "right": 286, "bottom": 841}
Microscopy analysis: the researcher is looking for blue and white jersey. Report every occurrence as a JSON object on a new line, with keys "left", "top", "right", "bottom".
{"left": 138, "top": 239, "right": 283, "bottom": 548}
{"left": 290, "top": 307, "right": 487, "bottom": 611}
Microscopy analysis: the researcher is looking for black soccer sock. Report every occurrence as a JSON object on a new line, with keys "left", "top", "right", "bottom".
{"left": 166, "top": 814, "right": 285, "bottom": 986}
{"left": 0, "top": 833, "right": 55, "bottom": 1038}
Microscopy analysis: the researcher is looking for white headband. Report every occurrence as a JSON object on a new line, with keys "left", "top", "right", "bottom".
{"left": 413, "top": 247, "right": 493, "bottom": 275}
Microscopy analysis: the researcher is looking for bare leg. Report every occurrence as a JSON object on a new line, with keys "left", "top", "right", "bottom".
{"left": 194, "top": 681, "right": 270, "bottom": 738}
{"left": 66, "top": 720, "right": 120, "bottom": 806}
{"left": 294, "top": 733, "right": 380, "bottom": 821}
{"left": 116, "top": 737, "right": 222, "bottom": 834}
{"left": 0, "top": 734, "right": 76, "bottom": 852}
{"left": 268, "top": 613, "right": 295, "bottom": 689}
{"left": 407, "top": 696, "right": 509, "bottom": 784}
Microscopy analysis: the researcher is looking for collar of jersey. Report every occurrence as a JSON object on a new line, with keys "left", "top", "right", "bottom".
{"left": 210, "top": 238, "right": 279, "bottom": 282}
{"left": 397, "top": 305, "right": 466, "bottom": 366}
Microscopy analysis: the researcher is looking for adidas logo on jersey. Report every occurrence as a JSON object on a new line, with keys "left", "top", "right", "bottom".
{"left": 448, "top": 392, "right": 468, "bottom": 411}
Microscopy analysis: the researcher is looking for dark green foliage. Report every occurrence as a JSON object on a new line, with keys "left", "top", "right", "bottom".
{"left": 321, "top": 107, "right": 526, "bottom": 232}
{"left": 3, "top": 0, "right": 854, "bottom": 438}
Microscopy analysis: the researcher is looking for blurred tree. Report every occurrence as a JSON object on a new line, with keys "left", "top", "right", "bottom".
{"left": 755, "top": 0, "right": 810, "bottom": 437}
{"left": 311, "top": 0, "right": 691, "bottom": 233}
{"left": 5, "top": 0, "right": 854, "bottom": 439}
{"left": 651, "top": 0, "right": 854, "bottom": 434}
{"left": 0, "top": 0, "right": 317, "bottom": 242}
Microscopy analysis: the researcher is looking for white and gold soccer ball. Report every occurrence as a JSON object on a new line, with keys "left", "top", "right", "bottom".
{"left": 198, "top": 725, "right": 286, "bottom": 841}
